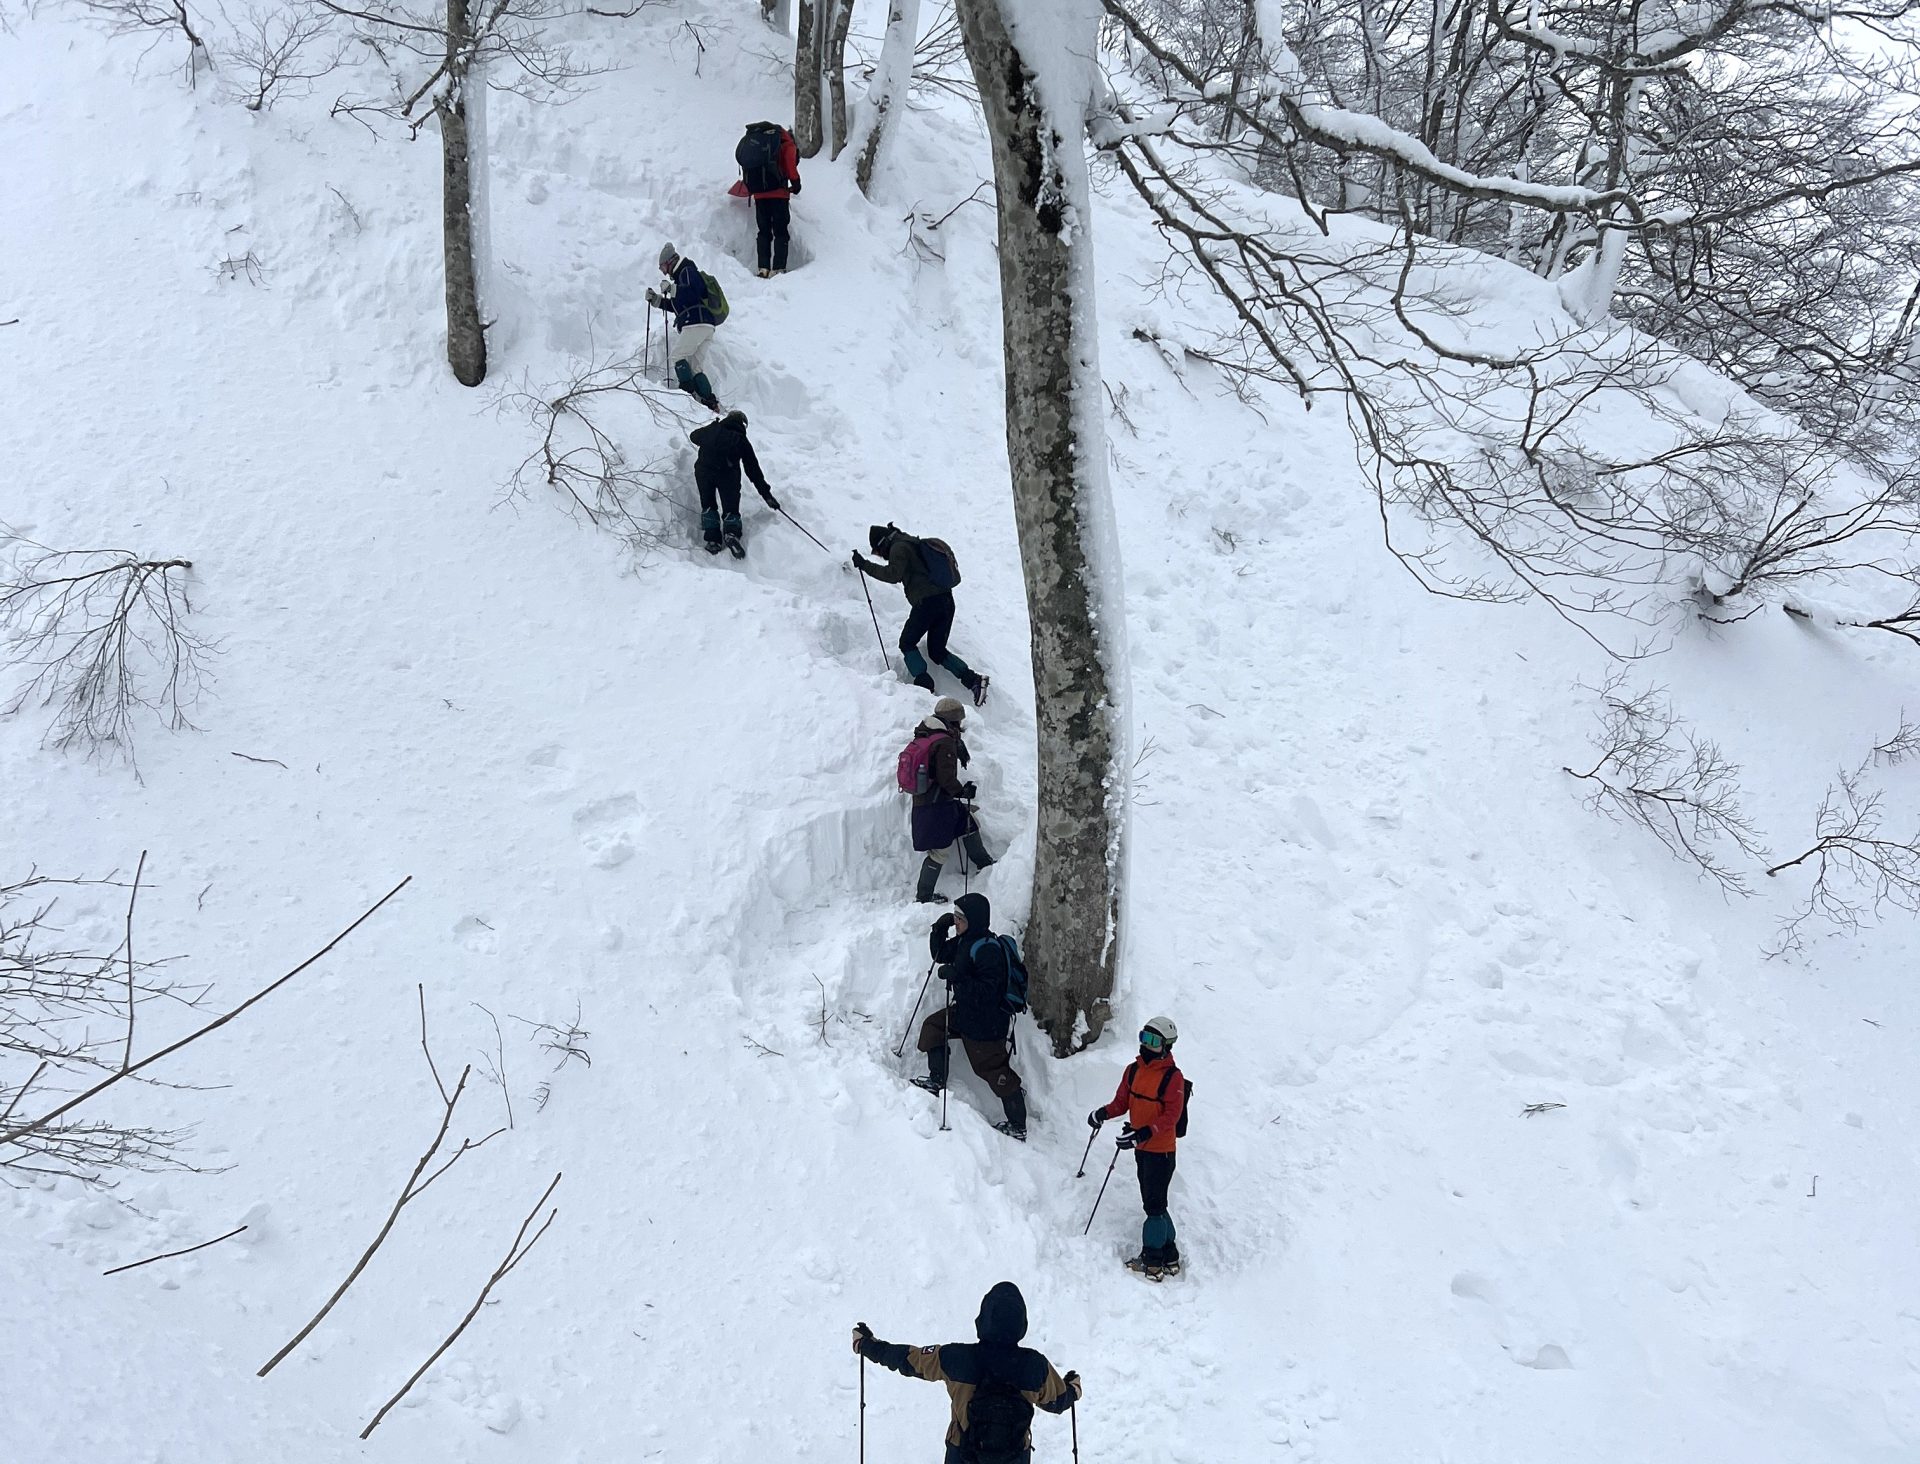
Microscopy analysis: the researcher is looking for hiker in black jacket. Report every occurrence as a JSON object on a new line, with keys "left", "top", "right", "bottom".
{"left": 852, "top": 523, "right": 989, "bottom": 705}
{"left": 853, "top": 1282, "right": 1080, "bottom": 1464}
{"left": 913, "top": 892, "right": 1026, "bottom": 1140}
{"left": 689, "top": 411, "right": 778, "bottom": 555}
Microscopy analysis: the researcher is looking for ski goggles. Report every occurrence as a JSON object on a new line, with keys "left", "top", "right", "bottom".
{"left": 1138, "top": 1028, "right": 1167, "bottom": 1052}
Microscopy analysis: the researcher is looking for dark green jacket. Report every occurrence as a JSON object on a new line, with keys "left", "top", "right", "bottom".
{"left": 855, "top": 535, "right": 943, "bottom": 606}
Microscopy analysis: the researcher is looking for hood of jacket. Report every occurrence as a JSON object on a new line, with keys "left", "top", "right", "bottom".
{"left": 974, "top": 1281, "right": 1027, "bottom": 1344}
{"left": 954, "top": 892, "right": 992, "bottom": 935}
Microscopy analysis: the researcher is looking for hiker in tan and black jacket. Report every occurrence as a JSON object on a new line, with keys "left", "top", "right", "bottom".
{"left": 853, "top": 1282, "right": 1079, "bottom": 1464}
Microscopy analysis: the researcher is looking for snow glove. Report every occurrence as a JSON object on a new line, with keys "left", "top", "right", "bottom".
{"left": 1087, "top": 1108, "right": 1107, "bottom": 1131}
{"left": 790, "top": 178, "right": 802, "bottom": 196}
{"left": 760, "top": 490, "right": 781, "bottom": 511}
{"left": 852, "top": 1323, "right": 875, "bottom": 1355}
{"left": 1117, "top": 1124, "right": 1152, "bottom": 1150}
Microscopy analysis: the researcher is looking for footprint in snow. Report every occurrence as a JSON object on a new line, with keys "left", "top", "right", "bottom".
{"left": 573, "top": 793, "right": 643, "bottom": 869}
{"left": 453, "top": 915, "right": 499, "bottom": 954}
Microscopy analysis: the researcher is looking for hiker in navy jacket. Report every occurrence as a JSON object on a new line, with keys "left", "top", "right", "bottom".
{"left": 913, "top": 892, "right": 1027, "bottom": 1140}
{"left": 853, "top": 1283, "right": 1080, "bottom": 1464}
{"left": 645, "top": 242, "right": 721, "bottom": 409}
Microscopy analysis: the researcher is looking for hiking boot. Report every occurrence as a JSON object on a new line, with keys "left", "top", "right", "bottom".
{"left": 1125, "top": 1255, "right": 1179, "bottom": 1281}
{"left": 993, "top": 1121, "right": 1027, "bottom": 1142}
{"left": 914, "top": 854, "right": 944, "bottom": 903}
{"left": 961, "top": 831, "right": 995, "bottom": 872}
{"left": 969, "top": 674, "right": 991, "bottom": 708}
{"left": 757, "top": 268, "right": 773, "bottom": 279}
{"left": 911, "top": 1074, "right": 944, "bottom": 1095}
{"left": 911, "top": 673, "right": 937, "bottom": 693}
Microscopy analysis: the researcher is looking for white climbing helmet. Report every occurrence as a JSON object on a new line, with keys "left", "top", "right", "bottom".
{"left": 1141, "top": 1015, "right": 1178, "bottom": 1049}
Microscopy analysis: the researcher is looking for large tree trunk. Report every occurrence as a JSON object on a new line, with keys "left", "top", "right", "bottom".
{"left": 826, "top": 0, "right": 854, "bottom": 159}
{"left": 794, "top": 0, "right": 824, "bottom": 158}
{"left": 855, "top": 0, "right": 919, "bottom": 194}
{"left": 438, "top": 68, "right": 486, "bottom": 387}
{"left": 955, "top": 0, "right": 1127, "bottom": 1055}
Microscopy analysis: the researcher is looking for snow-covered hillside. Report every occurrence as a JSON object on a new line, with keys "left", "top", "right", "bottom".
{"left": 5, "top": 5, "right": 1919, "bottom": 1463}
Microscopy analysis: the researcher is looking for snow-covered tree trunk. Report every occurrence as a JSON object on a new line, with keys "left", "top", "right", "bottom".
{"left": 825, "top": 0, "right": 854, "bottom": 158}
{"left": 855, "top": 0, "right": 918, "bottom": 194}
{"left": 794, "top": 0, "right": 824, "bottom": 158}
{"left": 955, "top": 0, "right": 1128, "bottom": 1055}
{"left": 438, "top": 4, "right": 485, "bottom": 387}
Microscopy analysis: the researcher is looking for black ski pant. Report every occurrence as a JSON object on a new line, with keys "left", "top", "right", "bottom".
{"left": 754, "top": 196, "right": 791, "bottom": 272}
{"left": 695, "top": 470, "right": 742, "bottom": 542}
{"left": 1135, "top": 1149, "right": 1179, "bottom": 1263}
{"left": 900, "top": 593, "right": 977, "bottom": 688}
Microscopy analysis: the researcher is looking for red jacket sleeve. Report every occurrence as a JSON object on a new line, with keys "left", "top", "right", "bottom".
{"left": 781, "top": 132, "right": 800, "bottom": 185}
{"left": 1099, "top": 1065, "right": 1132, "bottom": 1122}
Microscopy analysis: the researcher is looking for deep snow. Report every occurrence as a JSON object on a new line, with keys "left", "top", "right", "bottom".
{"left": 4, "top": 4, "right": 1919, "bottom": 1463}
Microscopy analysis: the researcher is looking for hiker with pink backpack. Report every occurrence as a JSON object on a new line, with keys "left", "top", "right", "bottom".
{"left": 898, "top": 697, "right": 995, "bottom": 904}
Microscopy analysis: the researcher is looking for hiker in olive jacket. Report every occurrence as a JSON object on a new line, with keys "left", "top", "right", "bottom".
{"left": 853, "top": 1282, "right": 1080, "bottom": 1464}
{"left": 908, "top": 698, "right": 993, "bottom": 903}
{"left": 852, "top": 522, "right": 988, "bottom": 704}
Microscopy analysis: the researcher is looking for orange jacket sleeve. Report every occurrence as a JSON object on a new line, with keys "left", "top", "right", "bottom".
{"left": 1099, "top": 1065, "right": 1133, "bottom": 1122}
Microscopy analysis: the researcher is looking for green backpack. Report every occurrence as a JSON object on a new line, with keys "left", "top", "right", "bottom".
{"left": 701, "top": 271, "right": 730, "bottom": 325}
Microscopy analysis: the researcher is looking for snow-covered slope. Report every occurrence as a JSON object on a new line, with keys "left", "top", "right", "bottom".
{"left": 5, "top": 6, "right": 1918, "bottom": 1463}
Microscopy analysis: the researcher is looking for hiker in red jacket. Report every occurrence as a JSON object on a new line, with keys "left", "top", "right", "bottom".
{"left": 736, "top": 121, "right": 801, "bottom": 277}
{"left": 1088, "top": 1016, "right": 1187, "bottom": 1279}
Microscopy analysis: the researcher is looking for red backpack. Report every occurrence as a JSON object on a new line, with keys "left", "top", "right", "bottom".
{"left": 895, "top": 730, "right": 949, "bottom": 795}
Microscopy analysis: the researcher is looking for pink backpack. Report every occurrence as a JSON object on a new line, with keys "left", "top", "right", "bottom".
{"left": 895, "top": 730, "right": 949, "bottom": 795}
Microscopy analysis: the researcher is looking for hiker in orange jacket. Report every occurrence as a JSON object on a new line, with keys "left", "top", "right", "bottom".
{"left": 1088, "top": 1015, "right": 1187, "bottom": 1279}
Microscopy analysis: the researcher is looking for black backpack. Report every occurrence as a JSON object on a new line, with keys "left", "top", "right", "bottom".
{"left": 962, "top": 1373, "right": 1034, "bottom": 1464}
{"left": 736, "top": 123, "right": 787, "bottom": 194}
{"left": 913, "top": 535, "right": 962, "bottom": 590}
{"left": 1128, "top": 1060, "right": 1193, "bottom": 1138}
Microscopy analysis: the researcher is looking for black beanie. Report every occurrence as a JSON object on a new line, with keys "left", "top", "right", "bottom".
{"left": 868, "top": 524, "right": 895, "bottom": 554}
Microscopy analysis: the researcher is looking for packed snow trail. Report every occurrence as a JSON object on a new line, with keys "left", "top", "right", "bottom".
{"left": 4, "top": 5, "right": 1920, "bottom": 1463}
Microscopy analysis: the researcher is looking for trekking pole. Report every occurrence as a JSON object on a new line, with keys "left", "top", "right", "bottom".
{"left": 778, "top": 506, "right": 832, "bottom": 554}
{"left": 1082, "top": 1145, "right": 1121, "bottom": 1235}
{"left": 1074, "top": 1125, "right": 1098, "bottom": 1179}
{"left": 939, "top": 983, "right": 952, "bottom": 1132}
{"left": 857, "top": 571, "right": 892, "bottom": 674}
{"left": 1071, "top": 1399, "right": 1080, "bottom": 1464}
{"left": 893, "top": 961, "right": 935, "bottom": 1059}
{"left": 859, "top": 1350, "right": 867, "bottom": 1464}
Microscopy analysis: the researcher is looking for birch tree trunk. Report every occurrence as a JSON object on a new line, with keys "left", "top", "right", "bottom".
{"left": 438, "top": 6, "right": 485, "bottom": 388}
{"left": 794, "top": 0, "right": 824, "bottom": 158}
{"left": 955, "top": 0, "right": 1127, "bottom": 1055}
{"left": 855, "top": 0, "right": 919, "bottom": 195}
{"left": 825, "top": 0, "right": 854, "bottom": 159}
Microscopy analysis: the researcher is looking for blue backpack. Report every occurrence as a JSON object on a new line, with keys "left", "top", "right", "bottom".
{"left": 971, "top": 934, "right": 1029, "bottom": 1015}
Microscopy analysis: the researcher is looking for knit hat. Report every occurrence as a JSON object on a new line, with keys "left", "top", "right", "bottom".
{"left": 933, "top": 697, "right": 966, "bottom": 725}
{"left": 722, "top": 409, "right": 748, "bottom": 428}
{"left": 868, "top": 524, "right": 896, "bottom": 554}
{"left": 658, "top": 242, "right": 679, "bottom": 269}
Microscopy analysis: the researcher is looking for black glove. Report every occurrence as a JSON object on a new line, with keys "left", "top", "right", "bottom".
{"left": 850, "top": 550, "right": 866, "bottom": 573}
{"left": 762, "top": 491, "right": 781, "bottom": 511}
{"left": 852, "top": 1322, "right": 874, "bottom": 1355}
{"left": 1087, "top": 1108, "right": 1106, "bottom": 1131}
{"left": 1117, "top": 1124, "right": 1150, "bottom": 1150}
{"left": 934, "top": 912, "right": 956, "bottom": 934}
{"left": 790, "top": 178, "right": 803, "bottom": 196}
{"left": 1064, "top": 1370, "right": 1081, "bottom": 1399}
{"left": 960, "top": 782, "right": 978, "bottom": 800}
